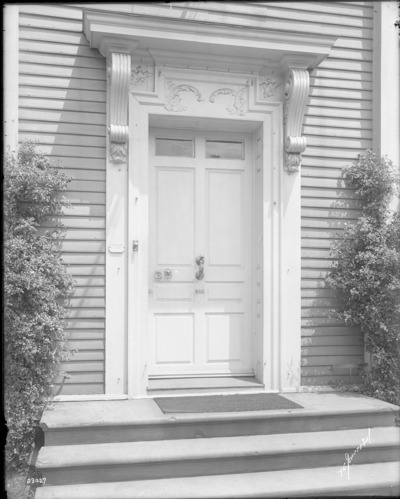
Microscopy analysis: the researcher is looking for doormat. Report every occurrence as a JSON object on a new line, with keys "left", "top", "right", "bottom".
{"left": 154, "top": 393, "right": 303, "bottom": 413}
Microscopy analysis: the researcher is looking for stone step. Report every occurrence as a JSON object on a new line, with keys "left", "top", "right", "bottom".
{"left": 36, "top": 427, "right": 400, "bottom": 486}
{"left": 34, "top": 461, "right": 400, "bottom": 499}
{"left": 40, "top": 393, "right": 398, "bottom": 446}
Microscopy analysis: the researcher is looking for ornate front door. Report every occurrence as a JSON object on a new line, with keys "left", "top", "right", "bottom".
{"left": 148, "top": 128, "right": 254, "bottom": 378}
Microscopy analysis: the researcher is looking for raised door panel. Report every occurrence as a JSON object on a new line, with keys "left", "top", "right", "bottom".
{"left": 156, "top": 168, "right": 194, "bottom": 267}
{"left": 207, "top": 170, "right": 244, "bottom": 268}
{"left": 206, "top": 313, "right": 243, "bottom": 363}
{"left": 153, "top": 314, "right": 194, "bottom": 365}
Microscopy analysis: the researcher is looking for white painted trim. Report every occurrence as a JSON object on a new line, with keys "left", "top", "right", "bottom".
{"left": 280, "top": 169, "right": 302, "bottom": 391}
{"left": 104, "top": 61, "right": 129, "bottom": 394}
{"left": 370, "top": 2, "right": 400, "bottom": 369}
{"left": 110, "top": 85, "right": 303, "bottom": 396}
{"left": 3, "top": 5, "right": 19, "bottom": 153}
{"left": 262, "top": 110, "right": 280, "bottom": 391}
{"left": 125, "top": 103, "right": 298, "bottom": 396}
{"left": 373, "top": 1, "right": 400, "bottom": 166}
{"left": 128, "top": 102, "right": 150, "bottom": 397}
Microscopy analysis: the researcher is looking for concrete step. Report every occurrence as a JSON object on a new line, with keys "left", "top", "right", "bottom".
{"left": 36, "top": 427, "right": 400, "bottom": 486}
{"left": 34, "top": 461, "right": 400, "bottom": 498}
{"left": 40, "top": 393, "right": 399, "bottom": 446}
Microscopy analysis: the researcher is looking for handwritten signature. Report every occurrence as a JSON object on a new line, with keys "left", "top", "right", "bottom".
{"left": 339, "top": 428, "right": 371, "bottom": 479}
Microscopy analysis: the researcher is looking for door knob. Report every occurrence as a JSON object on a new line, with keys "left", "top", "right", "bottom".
{"left": 195, "top": 255, "right": 205, "bottom": 280}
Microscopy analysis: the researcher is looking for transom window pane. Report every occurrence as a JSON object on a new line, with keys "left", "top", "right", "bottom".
{"left": 206, "top": 140, "right": 244, "bottom": 159}
{"left": 155, "top": 138, "right": 194, "bottom": 157}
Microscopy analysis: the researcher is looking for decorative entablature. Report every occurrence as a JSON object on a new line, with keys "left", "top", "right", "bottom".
{"left": 83, "top": 10, "right": 336, "bottom": 172}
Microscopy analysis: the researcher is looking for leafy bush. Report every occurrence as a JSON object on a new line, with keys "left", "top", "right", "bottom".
{"left": 327, "top": 150, "right": 400, "bottom": 405}
{"left": 4, "top": 142, "right": 74, "bottom": 473}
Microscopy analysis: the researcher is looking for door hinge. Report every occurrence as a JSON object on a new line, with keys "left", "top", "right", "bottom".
{"left": 132, "top": 240, "right": 139, "bottom": 252}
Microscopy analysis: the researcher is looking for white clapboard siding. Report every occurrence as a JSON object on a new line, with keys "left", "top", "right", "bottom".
{"left": 17, "top": 2, "right": 372, "bottom": 392}
{"left": 18, "top": 4, "right": 106, "bottom": 395}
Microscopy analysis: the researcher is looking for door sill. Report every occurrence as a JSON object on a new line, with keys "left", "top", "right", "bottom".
{"left": 147, "top": 376, "right": 264, "bottom": 396}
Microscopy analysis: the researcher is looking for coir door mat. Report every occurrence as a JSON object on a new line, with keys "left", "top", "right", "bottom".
{"left": 154, "top": 393, "right": 303, "bottom": 414}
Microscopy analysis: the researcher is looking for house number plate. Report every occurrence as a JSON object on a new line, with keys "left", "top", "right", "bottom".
{"left": 195, "top": 289, "right": 205, "bottom": 294}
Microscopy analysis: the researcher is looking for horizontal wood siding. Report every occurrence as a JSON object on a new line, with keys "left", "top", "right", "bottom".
{"left": 299, "top": 1, "right": 371, "bottom": 386}
{"left": 18, "top": 4, "right": 106, "bottom": 395}
{"left": 17, "top": 2, "right": 371, "bottom": 392}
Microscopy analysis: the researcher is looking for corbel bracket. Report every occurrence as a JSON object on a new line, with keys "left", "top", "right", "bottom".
{"left": 99, "top": 39, "right": 138, "bottom": 164}
{"left": 107, "top": 51, "right": 131, "bottom": 163}
{"left": 283, "top": 68, "right": 310, "bottom": 173}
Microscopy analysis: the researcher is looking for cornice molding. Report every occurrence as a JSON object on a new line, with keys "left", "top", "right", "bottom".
{"left": 83, "top": 10, "right": 336, "bottom": 73}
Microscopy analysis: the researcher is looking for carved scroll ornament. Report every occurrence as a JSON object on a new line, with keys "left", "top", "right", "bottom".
{"left": 165, "top": 84, "right": 204, "bottom": 112}
{"left": 108, "top": 52, "right": 131, "bottom": 163}
{"left": 283, "top": 68, "right": 310, "bottom": 173}
{"left": 209, "top": 86, "right": 248, "bottom": 116}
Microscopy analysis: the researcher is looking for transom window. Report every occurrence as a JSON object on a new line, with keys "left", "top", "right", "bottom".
{"left": 206, "top": 140, "right": 244, "bottom": 159}
{"left": 155, "top": 137, "right": 245, "bottom": 160}
{"left": 155, "top": 138, "right": 194, "bottom": 157}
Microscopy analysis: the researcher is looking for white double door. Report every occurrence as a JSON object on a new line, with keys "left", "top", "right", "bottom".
{"left": 148, "top": 128, "right": 254, "bottom": 377}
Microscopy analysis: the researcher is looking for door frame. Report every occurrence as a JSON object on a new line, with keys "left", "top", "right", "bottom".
{"left": 83, "top": 5, "right": 335, "bottom": 398}
{"left": 122, "top": 101, "right": 300, "bottom": 397}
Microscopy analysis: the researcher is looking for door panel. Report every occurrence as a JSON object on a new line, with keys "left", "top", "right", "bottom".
{"left": 155, "top": 283, "right": 194, "bottom": 302}
{"left": 156, "top": 168, "right": 194, "bottom": 265}
{"left": 207, "top": 170, "right": 244, "bottom": 266}
{"left": 154, "top": 314, "right": 194, "bottom": 364}
{"left": 207, "top": 283, "right": 243, "bottom": 301}
{"left": 206, "top": 313, "right": 243, "bottom": 362}
{"left": 149, "top": 129, "right": 253, "bottom": 377}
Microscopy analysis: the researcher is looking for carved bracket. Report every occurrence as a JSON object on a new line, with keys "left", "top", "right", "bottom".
{"left": 107, "top": 51, "right": 131, "bottom": 163}
{"left": 283, "top": 68, "right": 310, "bottom": 173}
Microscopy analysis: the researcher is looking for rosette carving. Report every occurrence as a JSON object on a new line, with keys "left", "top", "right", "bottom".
{"left": 259, "top": 77, "right": 282, "bottom": 98}
{"left": 283, "top": 69, "right": 310, "bottom": 173}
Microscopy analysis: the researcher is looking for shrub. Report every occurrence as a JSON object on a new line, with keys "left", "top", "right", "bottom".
{"left": 4, "top": 142, "right": 74, "bottom": 474}
{"left": 327, "top": 150, "right": 400, "bottom": 406}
